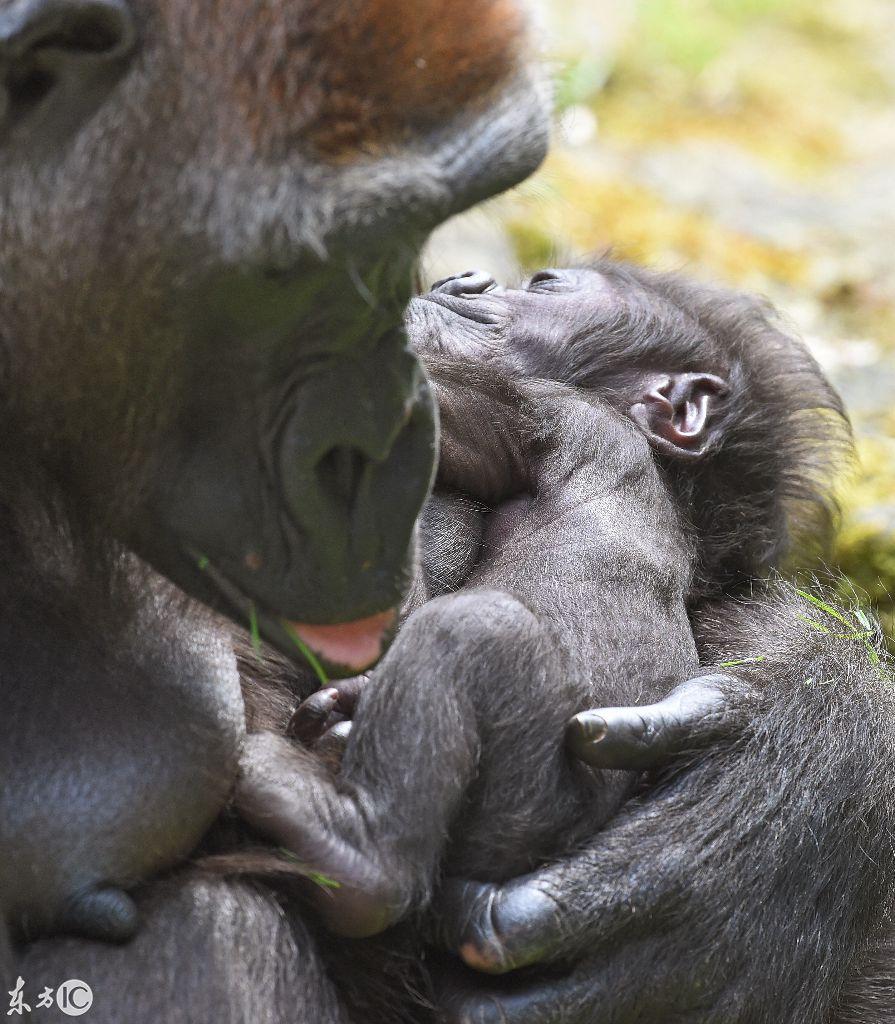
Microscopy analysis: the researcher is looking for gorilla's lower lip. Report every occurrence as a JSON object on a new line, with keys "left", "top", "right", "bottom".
{"left": 187, "top": 550, "right": 401, "bottom": 672}
{"left": 285, "top": 610, "right": 397, "bottom": 673}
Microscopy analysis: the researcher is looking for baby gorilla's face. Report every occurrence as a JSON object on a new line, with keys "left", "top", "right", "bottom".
{"left": 405, "top": 267, "right": 618, "bottom": 381}
{"left": 407, "top": 263, "right": 733, "bottom": 463}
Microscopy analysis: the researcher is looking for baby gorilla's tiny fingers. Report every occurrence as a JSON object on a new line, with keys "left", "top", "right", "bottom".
{"left": 313, "top": 719, "right": 353, "bottom": 772}
{"left": 287, "top": 687, "right": 340, "bottom": 745}
{"left": 332, "top": 673, "right": 370, "bottom": 716}
{"left": 287, "top": 676, "right": 369, "bottom": 746}
{"left": 441, "top": 879, "right": 565, "bottom": 975}
{"left": 567, "top": 673, "right": 734, "bottom": 770}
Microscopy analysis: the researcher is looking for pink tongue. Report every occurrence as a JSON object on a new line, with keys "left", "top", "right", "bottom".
{"left": 287, "top": 609, "right": 397, "bottom": 672}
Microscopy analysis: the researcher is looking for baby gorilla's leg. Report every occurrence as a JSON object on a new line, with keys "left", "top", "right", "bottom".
{"left": 238, "top": 590, "right": 544, "bottom": 938}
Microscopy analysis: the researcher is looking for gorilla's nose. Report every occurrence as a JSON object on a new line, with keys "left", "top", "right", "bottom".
{"left": 313, "top": 445, "right": 370, "bottom": 514}
{"left": 270, "top": 339, "right": 436, "bottom": 622}
{"left": 431, "top": 271, "right": 497, "bottom": 297}
{"left": 0, "top": 0, "right": 136, "bottom": 128}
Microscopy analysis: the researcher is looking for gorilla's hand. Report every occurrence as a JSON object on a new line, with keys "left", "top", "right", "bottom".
{"left": 437, "top": 614, "right": 895, "bottom": 1024}
{"left": 565, "top": 673, "right": 737, "bottom": 771}
{"left": 286, "top": 675, "right": 369, "bottom": 769}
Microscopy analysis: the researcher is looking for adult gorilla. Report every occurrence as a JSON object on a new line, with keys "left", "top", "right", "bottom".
{"left": 0, "top": 0, "right": 548, "bottom": 645}
{"left": 0, "top": 0, "right": 546, "bottom": 1008}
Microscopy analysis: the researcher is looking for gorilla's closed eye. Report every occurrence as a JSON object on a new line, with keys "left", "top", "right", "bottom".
{"left": 527, "top": 270, "right": 566, "bottom": 291}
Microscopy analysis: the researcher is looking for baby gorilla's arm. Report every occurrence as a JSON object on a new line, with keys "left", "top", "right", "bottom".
{"left": 237, "top": 589, "right": 544, "bottom": 938}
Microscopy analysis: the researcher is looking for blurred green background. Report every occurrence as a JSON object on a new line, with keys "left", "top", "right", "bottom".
{"left": 424, "top": 0, "right": 895, "bottom": 641}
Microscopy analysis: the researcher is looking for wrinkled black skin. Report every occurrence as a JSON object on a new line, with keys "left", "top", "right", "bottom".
{"left": 227, "top": 263, "right": 895, "bottom": 1023}
{"left": 0, "top": 0, "right": 548, "bottom": 973}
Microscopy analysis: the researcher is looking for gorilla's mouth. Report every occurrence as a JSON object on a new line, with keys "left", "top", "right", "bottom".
{"left": 419, "top": 291, "right": 504, "bottom": 326}
{"left": 284, "top": 612, "right": 397, "bottom": 675}
{"left": 194, "top": 552, "right": 398, "bottom": 676}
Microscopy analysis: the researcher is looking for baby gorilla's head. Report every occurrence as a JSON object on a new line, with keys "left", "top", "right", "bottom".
{"left": 407, "top": 259, "right": 850, "bottom": 592}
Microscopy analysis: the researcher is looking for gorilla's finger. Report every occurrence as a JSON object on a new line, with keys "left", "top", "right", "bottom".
{"left": 313, "top": 720, "right": 353, "bottom": 771}
{"left": 567, "top": 673, "right": 735, "bottom": 770}
{"left": 439, "top": 966, "right": 606, "bottom": 1024}
{"left": 332, "top": 674, "right": 370, "bottom": 717}
{"left": 440, "top": 879, "right": 566, "bottom": 975}
{"left": 286, "top": 688, "right": 339, "bottom": 745}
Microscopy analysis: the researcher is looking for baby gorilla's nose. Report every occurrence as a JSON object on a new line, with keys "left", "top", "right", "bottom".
{"left": 431, "top": 270, "right": 497, "bottom": 296}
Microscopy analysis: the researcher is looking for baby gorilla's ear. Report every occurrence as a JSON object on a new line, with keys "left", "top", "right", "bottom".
{"left": 629, "top": 373, "right": 729, "bottom": 458}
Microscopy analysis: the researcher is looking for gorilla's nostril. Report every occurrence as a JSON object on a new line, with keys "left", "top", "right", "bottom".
{"left": 527, "top": 269, "right": 563, "bottom": 287}
{"left": 1, "top": 0, "right": 136, "bottom": 126}
{"left": 316, "top": 446, "right": 368, "bottom": 511}
{"left": 431, "top": 270, "right": 497, "bottom": 297}
{"left": 5, "top": 65, "right": 55, "bottom": 116}
{"left": 10, "top": 0, "right": 136, "bottom": 57}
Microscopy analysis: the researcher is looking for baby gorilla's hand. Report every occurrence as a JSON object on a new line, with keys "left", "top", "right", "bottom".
{"left": 286, "top": 675, "right": 369, "bottom": 770}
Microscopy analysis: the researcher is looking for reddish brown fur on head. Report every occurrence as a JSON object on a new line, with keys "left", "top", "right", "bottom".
{"left": 232, "top": 0, "right": 527, "bottom": 159}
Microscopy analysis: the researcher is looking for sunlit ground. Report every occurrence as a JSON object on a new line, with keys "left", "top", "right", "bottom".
{"left": 425, "top": 0, "right": 895, "bottom": 639}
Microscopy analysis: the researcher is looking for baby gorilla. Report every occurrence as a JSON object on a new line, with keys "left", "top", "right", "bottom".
{"left": 238, "top": 260, "right": 846, "bottom": 949}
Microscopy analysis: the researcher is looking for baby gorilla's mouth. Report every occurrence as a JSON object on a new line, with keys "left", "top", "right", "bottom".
{"left": 421, "top": 291, "right": 504, "bottom": 325}
{"left": 420, "top": 269, "right": 504, "bottom": 325}
{"left": 419, "top": 292, "right": 501, "bottom": 323}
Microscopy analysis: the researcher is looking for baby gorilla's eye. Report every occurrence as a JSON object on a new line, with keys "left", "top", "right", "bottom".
{"left": 527, "top": 270, "right": 565, "bottom": 291}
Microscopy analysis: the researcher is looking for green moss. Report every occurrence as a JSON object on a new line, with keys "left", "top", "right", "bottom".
{"left": 505, "top": 218, "right": 557, "bottom": 272}
{"left": 500, "top": 152, "right": 809, "bottom": 286}
{"left": 834, "top": 437, "right": 895, "bottom": 651}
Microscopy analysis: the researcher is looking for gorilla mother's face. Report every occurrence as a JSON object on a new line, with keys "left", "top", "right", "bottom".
{"left": 0, "top": 0, "right": 548, "bottom": 670}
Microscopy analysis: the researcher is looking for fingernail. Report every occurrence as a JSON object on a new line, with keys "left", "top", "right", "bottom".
{"left": 573, "top": 712, "right": 608, "bottom": 742}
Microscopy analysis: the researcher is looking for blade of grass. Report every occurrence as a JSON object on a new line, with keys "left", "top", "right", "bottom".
{"left": 796, "top": 590, "right": 851, "bottom": 627}
{"left": 854, "top": 607, "right": 873, "bottom": 631}
{"left": 282, "top": 622, "right": 330, "bottom": 687}
{"left": 797, "top": 613, "right": 831, "bottom": 634}
{"left": 248, "top": 602, "right": 262, "bottom": 656}
{"left": 276, "top": 849, "right": 341, "bottom": 889}
{"left": 863, "top": 639, "right": 882, "bottom": 666}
